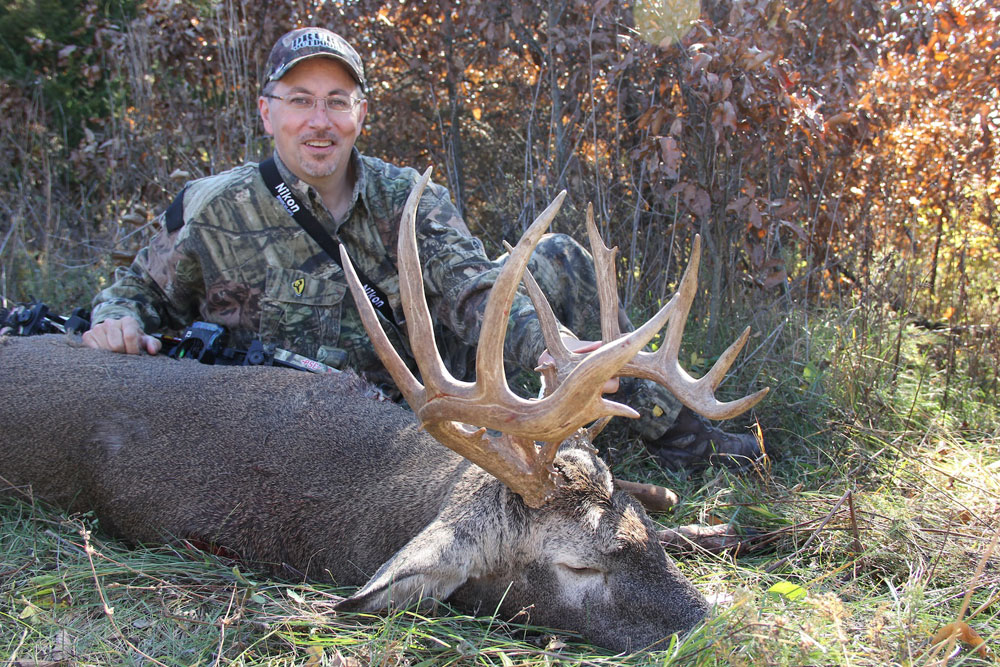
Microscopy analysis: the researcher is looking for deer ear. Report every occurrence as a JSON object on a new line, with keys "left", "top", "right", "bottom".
{"left": 334, "top": 514, "right": 484, "bottom": 613}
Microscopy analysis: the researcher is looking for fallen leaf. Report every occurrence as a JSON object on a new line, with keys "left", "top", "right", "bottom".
{"left": 767, "top": 580, "right": 808, "bottom": 601}
{"left": 330, "top": 649, "right": 362, "bottom": 667}
{"left": 931, "top": 621, "right": 989, "bottom": 658}
{"left": 689, "top": 52, "right": 712, "bottom": 72}
{"left": 545, "top": 636, "right": 568, "bottom": 651}
{"left": 304, "top": 645, "right": 324, "bottom": 667}
{"left": 18, "top": 599, "right": 41, "bottom": 621}
{"left": 49, "top": 629, "right": 74, "bottom": 662}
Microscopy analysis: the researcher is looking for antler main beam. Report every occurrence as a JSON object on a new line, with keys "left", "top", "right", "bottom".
{"left": 343, "top": 172, "right": 768, "bottom": 508}
{"left": 342, "top": 170, "right": 672, "bottom": 506}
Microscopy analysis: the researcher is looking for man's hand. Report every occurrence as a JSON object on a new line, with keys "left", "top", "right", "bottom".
{"left": 83, "top": 316, "right": 162, "bottom": 355}
{"left": 538, "top": 336, "right": 620, "bottom": 394}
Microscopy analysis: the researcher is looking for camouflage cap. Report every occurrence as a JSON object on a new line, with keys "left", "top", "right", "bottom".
{"left": 265, "top": 28, "right": 366, "bottom": 92}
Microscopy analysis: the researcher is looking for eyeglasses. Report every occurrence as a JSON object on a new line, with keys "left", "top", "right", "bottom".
{"left": 264, "top": 93, "right": 365, "bottom": 115}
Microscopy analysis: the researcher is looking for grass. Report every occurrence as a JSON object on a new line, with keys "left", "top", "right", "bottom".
{"left": 2, "top": 448, "right": 996, "bottom": 666}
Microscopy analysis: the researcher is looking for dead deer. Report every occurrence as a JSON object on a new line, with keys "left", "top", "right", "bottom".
{"left": 0, "top": 169, "right": 767, "bottom": 652}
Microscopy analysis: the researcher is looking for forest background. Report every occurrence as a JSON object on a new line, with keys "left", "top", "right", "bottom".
{"left": 0, "top": 0, "right": 998, "bottom": 664}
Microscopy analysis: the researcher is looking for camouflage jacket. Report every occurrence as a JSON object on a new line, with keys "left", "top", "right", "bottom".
{"left": 92, "top": 150, "right": 551, "bottom": 385}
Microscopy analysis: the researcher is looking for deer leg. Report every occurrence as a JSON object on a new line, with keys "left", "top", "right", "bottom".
{"left": 658, "top": 524, "right": 756, "bottom": 555}
{"left": 613, "top": 478, "right": 679, "bottom": 513}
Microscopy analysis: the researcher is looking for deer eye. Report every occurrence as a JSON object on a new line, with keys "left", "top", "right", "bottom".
{"left": 559, "top": 563, "right": 604, "bottom": 576}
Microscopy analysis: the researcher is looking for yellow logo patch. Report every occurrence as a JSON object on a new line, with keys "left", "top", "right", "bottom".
{"left": 292, "top": 278, "right": 305, "bottom": 295}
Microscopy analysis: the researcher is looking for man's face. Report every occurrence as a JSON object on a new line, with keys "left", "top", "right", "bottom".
{"left": 258, "top": 57, "right": 367, "bottom": 190}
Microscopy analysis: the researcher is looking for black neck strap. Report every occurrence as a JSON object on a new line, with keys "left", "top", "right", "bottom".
{"left": 259, "top": 157, "right": 399, "bottom": 326}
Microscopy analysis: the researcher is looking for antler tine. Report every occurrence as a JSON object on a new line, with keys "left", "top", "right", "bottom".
{"left": 585, "top": 204, "right": 624, "bottom": 343}
{"left": 340, "top": 179, "right": 426, "bottom": 410}
{"left": 419, "top": 190, "right": 642, "bottom": 433}
{"left": 526, "top": 221, "right": 769, "bottom": 420}
{"left": 523, "top": 204, "right": 674, "bottom": 404}
{"left": 619, "top": 235, "right": 770, "bottom": 420}
{"left": 509, "top": 239, "right": 571, "bottom": 397}
{"left": 473, "top": 192, "right": 566, "bottom": 394}
{"left": 414, "top": 189, "right": 665, "bottom": 498}
{"left": 394, "top": 169, "right": 471, "bottom": 398}
{"left": 519, "top": 250, "right": 674, "bottom": 411}
{"left": 520, "top": 204, "right": 635, "bottom": 397}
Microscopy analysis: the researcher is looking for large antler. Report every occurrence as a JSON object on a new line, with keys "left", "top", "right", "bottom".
{"left": 341, "top": 169, "right": 671, "bottom": 507}
{"left": 526, "top": 204, "right": 769, "bottom": 420}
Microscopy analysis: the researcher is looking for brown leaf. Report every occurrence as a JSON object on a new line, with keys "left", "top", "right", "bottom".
{"left": 779, "top": 219, "right": 808, "bottom": 241}
{"left": 636, "top": 107, "right": 655, "bottom": 130}
{"left": 726, "top": 195, "right": 750, "bottom": 213}
{"left": 303, "top": 646, "right": 324, "bottom": 667}
{"left": 762, "top": 269, "right": 788, "bottom": 290}
{"left": 328, "top": 648, "right": 363, "bottom": 667}
{"left": 682, "top": 184, "right": 711, "bottom": 219}
{"left": 716, "top": 74, "right": 733, "bottom": 103}
{"left": 659, "top": 136, "right": 682, "bottom": 179}
{"left": 689, "top": 52, "right": 712, "bottom": 74}
{"left": 745, "top": 49, "right": 772, "bottom": 70}
{"left": 721, "top": 101, "right": 737, "bottom": 131}
{"left": 930, "top": 621, "right": 990, "bottom": 658}
{"left": 824, "top": 112, "right": 854, "bottom": 130}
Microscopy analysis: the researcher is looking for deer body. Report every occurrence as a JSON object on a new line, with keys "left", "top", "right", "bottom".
{"left": 1, "top": 335, "right": 454, "bottom": 572}
{"left": 0, "top": 334, "right": 709, "bottom": 652}
{"left": 2, "top": 171, "right": 770, "bottom": 652}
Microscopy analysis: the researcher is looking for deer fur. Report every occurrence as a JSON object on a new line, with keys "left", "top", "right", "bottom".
{"left": 0, "top": 334, "right": 709, "bottom": 653}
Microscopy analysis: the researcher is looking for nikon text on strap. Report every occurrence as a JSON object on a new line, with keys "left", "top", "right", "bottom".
{"left": 258, "top": 157, "right": 399, "bottom": 326}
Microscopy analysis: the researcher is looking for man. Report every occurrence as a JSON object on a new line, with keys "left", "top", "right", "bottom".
{"left": 84, "top": 27, "right": 762, "bottom": 471}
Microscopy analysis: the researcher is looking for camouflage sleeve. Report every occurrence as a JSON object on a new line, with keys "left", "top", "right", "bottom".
{"left": 413, "top": 183, "right": 564, "bottom": 374}
{"left": 90, "top": 211, "right": 205, "bottom": 333}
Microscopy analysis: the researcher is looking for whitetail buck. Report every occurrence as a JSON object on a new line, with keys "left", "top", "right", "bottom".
{"left": 0, "top": 169, "right": 767, "bottom": 652}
